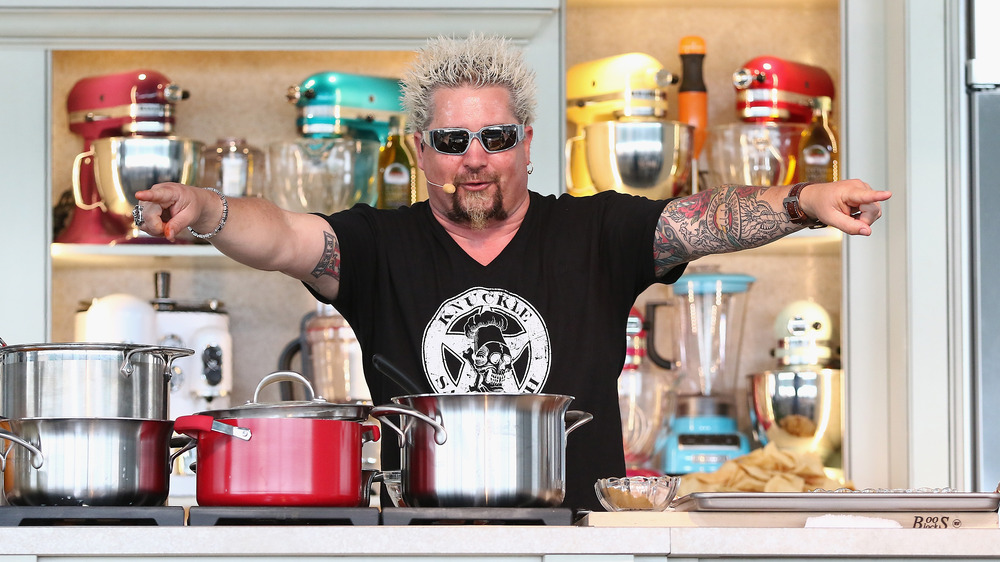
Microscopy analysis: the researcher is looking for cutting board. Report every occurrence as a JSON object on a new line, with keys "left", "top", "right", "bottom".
{"left": 579, "top": 510, "right": 998, "bottom": 529}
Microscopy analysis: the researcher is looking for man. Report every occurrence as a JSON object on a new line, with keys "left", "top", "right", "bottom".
{"left": 135, "top": 34, "right": 890, "bottom": 510}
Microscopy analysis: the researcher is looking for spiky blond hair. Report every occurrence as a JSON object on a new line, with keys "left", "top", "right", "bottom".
{"left": 401, "top": 33, "right": 537, "bottom": 133}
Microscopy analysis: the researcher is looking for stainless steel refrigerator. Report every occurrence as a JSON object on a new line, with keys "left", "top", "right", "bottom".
{"left": 970, "top": 0, "right": 1000, "bottom": 491}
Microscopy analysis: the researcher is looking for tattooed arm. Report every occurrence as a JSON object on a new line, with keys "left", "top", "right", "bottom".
{"left": 653, "top": 179, "right": 892, "bottom": 277}
{"left": 135, "top": 182, "right": 344, "bottom": 300}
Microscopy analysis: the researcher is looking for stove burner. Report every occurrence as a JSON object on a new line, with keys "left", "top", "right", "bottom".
{"left": 380, "top": 507, "right": 575, "bottom": 526}
{"left": 187, "top": 506, "right": 380, "bottom": 526}
{"left": 0, "top": 506, "right": 185, "bottom": 526}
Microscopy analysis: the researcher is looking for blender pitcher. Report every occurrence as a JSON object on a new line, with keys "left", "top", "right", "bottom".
{"left": 649, "top": 272, "right": 755, "bottom": 474}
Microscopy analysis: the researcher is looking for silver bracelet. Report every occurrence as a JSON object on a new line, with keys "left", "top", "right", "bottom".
{"left": 188, "top": 187, "right": 228, "bottom": 239}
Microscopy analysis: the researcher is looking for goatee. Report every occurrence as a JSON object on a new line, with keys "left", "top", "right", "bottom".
{"left": 446, "top": 186, "right": 507, "bottom": 230}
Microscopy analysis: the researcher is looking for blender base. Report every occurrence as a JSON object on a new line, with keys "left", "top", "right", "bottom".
{"left": 660, "top": 415, "right": 750, "bottom": 474}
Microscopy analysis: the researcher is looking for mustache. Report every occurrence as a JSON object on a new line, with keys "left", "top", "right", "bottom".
{"left": 453, "top": 172, "right": 500, "bottom": 186}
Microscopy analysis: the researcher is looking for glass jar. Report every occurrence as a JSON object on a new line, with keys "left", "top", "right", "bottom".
{"left": 200, "top": 137, "right": 265, "bottom": 198}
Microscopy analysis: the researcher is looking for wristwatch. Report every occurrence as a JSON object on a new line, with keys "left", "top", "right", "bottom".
{"left": 782, "top": 182, "right": 825, "bottom": 228}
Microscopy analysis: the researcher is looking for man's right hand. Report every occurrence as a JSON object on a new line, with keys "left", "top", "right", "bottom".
{"left": 134, "top": 182, "right": 221, "bottom": 241}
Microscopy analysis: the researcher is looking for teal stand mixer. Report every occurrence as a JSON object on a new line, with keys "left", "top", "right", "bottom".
{"left": 269, "top": 71, "right": 403, "bottom": 212}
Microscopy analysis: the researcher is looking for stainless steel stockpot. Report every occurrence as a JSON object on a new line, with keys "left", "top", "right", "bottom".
{"left": 375, "top": 393, "right": 592, "bottom": 508}
{"left": 0, "top": 343, "right": 192, "bottom": 419}
{"left": 0, "top": 417, "right": 174, "bottom": 506}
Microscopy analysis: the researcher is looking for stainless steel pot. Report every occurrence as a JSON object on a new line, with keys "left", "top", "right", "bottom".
{"left": 375, "top": 393, "right": 592, "bottom": 508}
{"left": 0, "top": 418, "right": 174, "bottom": 506}
{"left": 0, "top": 343, "right": 192, "bottom": 419}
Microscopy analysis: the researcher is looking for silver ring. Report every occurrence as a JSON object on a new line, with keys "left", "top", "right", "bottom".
{"left": 132, "top": 204, "right": 144, "bottom": 227}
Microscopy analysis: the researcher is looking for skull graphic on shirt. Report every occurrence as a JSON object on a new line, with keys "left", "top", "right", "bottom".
{"left": 422, "top": 287, "right": 551, "bottom": 394}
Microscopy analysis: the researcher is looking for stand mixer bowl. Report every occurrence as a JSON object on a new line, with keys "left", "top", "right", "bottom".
{"left": 705, "top": 122, "right": 806, "bottom": 187}
{"left": 584, "top": 120, "right": 693, "bottom": 199}
{"left": 267, "top": 137, "right": 380, "bottom": 214}
{"left": 78, "top": 136, "right": 202, "bottom": 224}
{"left": 747, "top": 369, "right": 843, "bottom": 465}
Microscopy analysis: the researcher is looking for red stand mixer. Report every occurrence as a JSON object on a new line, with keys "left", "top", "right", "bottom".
{"left": 57, "top": 69, "right": 197, "bottom": 244}
{"left": 705, "top": 56, "right": 835, "bottom": 188}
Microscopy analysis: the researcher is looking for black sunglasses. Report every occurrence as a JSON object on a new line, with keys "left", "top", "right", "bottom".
{"left": 421, "top": 124, "right": 525, "bottom": 155}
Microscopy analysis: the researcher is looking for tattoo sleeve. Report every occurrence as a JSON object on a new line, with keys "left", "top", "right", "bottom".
{"left": 310, "top": 230, "right": 341, "bottom": 281}
{"left": 653, "top": 184, "right": 799, "bottom": 277}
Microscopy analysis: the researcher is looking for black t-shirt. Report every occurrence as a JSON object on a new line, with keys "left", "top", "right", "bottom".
{"left": 310, "top": 190, "right": 685, "bottom": 511}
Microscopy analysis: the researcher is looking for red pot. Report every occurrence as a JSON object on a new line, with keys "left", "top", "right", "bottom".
{"left": 174, "top": 371, "right": 380, "bottom": 507}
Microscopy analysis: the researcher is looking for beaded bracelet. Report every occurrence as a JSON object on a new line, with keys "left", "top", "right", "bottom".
{"left": 188, "top": 187, "right": 229, "bottom": 239}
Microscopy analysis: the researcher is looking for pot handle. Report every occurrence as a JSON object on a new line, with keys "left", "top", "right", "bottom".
{"left": 0, "top": 429, "right": 44, "bottom": 470}
{"left": 120, "top": 346, "right": 195, "bottom": 378}
{"left": 370, "top": 404, "right": 448, "bottom": 447}
{"left": 168, "top": 435, "right": 198, "bottom": 464}
{"left": 174, "top": 414, "right": 252, "bottom": 441}
{"left": 564, "top": 410, "right": 594, "bottom": 436}
{"left": 252, "top": 371, "right": 317, "bottom": 402}
{"left": 361, "top": 422, "right": 380, "bottom": 444}
{"left": 358, "top": 469, "right": 378, "bottom": 507}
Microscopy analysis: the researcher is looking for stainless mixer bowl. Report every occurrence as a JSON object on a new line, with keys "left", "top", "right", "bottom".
{"left": 584, "top": 120, "right": 694, "bottom": 199}
{"left": 747, "top": 369, "right": 842, "bottom": 464}
{"left": 89, "top": 136, "right": 203, "bottom": 217}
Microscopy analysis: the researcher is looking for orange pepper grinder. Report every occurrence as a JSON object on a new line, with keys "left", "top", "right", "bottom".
{"left": 678, "top": 36, "right": 708, "bottom": 160}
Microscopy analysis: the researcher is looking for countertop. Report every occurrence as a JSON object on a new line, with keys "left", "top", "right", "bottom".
{"left": 2, "top": 524, "right": 1000, "bottom": 559}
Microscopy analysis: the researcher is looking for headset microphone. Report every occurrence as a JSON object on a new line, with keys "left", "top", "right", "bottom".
{"left": 427, "top": 179, "right": 456, "bottom": 194}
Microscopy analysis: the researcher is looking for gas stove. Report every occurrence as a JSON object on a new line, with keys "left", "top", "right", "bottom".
{"left": 0, "top": 506, "right": 578, "bottom": 526}
{"left": 381, "top": 507, "right": 576, "bottom": 526}
{"left": 0, "top": 506, "right": 185, "bottom": 526}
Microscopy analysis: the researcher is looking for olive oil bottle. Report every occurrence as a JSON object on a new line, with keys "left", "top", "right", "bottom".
{"left": 798, "top": 96, "right": 839, "bottom": 183}
{"left": 377, "top": 116, "right": 416, "bottom": 209}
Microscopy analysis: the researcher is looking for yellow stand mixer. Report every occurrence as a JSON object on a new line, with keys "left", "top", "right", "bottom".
{"left": 566, "top": 53, "right": 694, "bottom": 198}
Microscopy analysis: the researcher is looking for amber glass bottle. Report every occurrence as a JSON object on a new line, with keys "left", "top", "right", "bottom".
{"left": 377, "top": 116, "right": 416, "bottom": 209}
{"left": 798, "top": 96, "right": 839, "bottom": 183}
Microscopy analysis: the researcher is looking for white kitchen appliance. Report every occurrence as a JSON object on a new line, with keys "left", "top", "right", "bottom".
{"left": 747, "top": 300, "right": 843, "bottom": 470}
{"left": 75, "top": 293, "right": 156, "bottom": 344}
{"left": 646, "top": 272, "right": 754, "bottom": 475}
{"left": 149, "top": 271, "right": 233, "bottom": 420}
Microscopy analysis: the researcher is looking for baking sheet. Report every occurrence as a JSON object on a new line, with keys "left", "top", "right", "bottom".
{"left": 671, "top": 492, "right": 1000, "bottom": 512}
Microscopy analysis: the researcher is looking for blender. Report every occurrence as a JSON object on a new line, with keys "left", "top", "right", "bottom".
{"left": 57, "top": 69, "right": 201, "bottom": 244}
{"left": 646, "top": 272, "right": 755, "bottom": 474}
{"left": 268, "top": 71, "right": 401, "bottom": 213}
{"left": 565, "top": 53, "right": 694, "bottom": 198}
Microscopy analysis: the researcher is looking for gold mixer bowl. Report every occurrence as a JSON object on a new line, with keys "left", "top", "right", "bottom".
{"left": 84, "top": 136, "right": 203, "bottom": 218}
{"left": 584, "top": 120, "right": 694, "bottom": 199}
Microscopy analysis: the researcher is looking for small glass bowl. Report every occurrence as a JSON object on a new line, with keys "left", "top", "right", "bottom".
{"left": 594, "top": 476, "right": 681, "bottom": 511}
